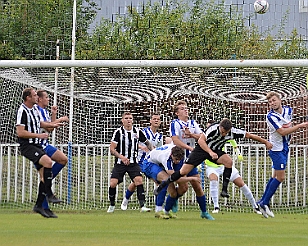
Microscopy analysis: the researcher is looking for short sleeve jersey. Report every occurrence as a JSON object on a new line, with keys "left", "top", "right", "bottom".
{"left": 37, "top": 105, "right": 51, "bottom": 149}
{"left": 137, "top": 126, "right": 163, "bottom": 162}
{"left": 16, "top": 104, "right": 41, "bottom": 145}
{"left": 204, "top": 123, "right": 246, "bottom": 152}
{"left": 169, "top": 119, "right": 202, "bottom": 158}
{"left": 266, "top": 106, "right": 292, "bottom": 151}
{"left": 111, "top": 126, "right": 148, "bottom": 164}
{"left": 145, "top": 144, "right": 176, "bottom": 170}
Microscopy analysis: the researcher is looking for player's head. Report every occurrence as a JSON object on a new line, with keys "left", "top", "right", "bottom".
{"left": 121, "top": 111, "right": 133, "bottom": 129}
{"left": 219, "top": 118, "right": 232, "bottom": 136}
{"left": 150, "top": 112, "right": 161, "bottom": 128}
{"left": 206, "top": 119, "right": 215, "bottom": 128}
{"left": 22, "top": 87, "right": 37, "bottom": 105}
{"left": 266, "top": 91, "right": 282, "bottom": 111}
{"left": 173, "top": 100, "right": 188, "bottom": 118}
{"left": 171, "top": 146, "right": 184, "bottom": 164}
{"left": 37, "top": 90, "right": 50, "bottom": 107}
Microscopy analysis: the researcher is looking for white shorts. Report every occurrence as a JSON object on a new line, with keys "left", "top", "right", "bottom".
{"left": 206, "top": 165, "right": 240, "bottom": 182}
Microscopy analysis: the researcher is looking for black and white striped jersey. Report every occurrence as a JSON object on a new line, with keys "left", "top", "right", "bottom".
{"left": 111, "top": 126, "right": 148, "bottom": 164}
{"left": 16, "top": 104, "right": 41, "bottom": 145}
{"left": 203, "top": 123, "right": 246, "bottom": 151}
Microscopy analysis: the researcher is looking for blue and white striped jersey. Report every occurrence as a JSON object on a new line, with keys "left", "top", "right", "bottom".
{"left": 144, "top": 144, "right": 176, "bottom": 170}
{"left": 138, "top": 126, "right": 163, "bottom": 162}
{"left": 169, "top": 119, "right": 202, "bottom": 158}
{"left": 16, "top": 104, "right": 41, "bottom": 145}
{"left": 266, "top": 106, "right": 292, "bottom": 151}
{"left": 37, "top": 105, "right": 51, "bottom": 149}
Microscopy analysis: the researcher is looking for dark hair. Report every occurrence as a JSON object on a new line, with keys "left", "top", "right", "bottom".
{"left": 22, "top": 88, "right": 34, "bottom": 101}
{"left": 171, "top": 146, "right": 184, "bottom": 160}
{"left": 220, "top": 118, "right": 232, "bottom": 131}
{"left": 37, "top": 89, "right": 47, "bottom": 98}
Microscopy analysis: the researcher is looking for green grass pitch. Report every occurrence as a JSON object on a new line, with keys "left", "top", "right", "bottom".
{"left": 0, "top": 209, "right": 308, "bottom": 246}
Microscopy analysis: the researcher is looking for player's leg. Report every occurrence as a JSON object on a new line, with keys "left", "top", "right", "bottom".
{"left": 42, "top": 145, "right": 67, "bottom": 214}
{"left": 217, "top": 153, "right": 233, "bottom": 198}
{"left": 121, "top": 182, "right": 136, "bottom": 210}
{"left": 108, "top": 165, "right": 123, "bottom": 213}
{"left": 130, "top": 164, "right": 150, "bottom": 212}
{"left": 208, "top": 170, "right": 221, "bottom": 213}
{"left": 232, "top": 172, "right": 261, "bottom": 214}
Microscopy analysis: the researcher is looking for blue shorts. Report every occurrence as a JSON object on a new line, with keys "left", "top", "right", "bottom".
{"left": 142, "top": 160, "right": 164, "bottom": 182}
{"left": 173, "top": 159, "right": 199, "bottom": 177}
{"left": 44, "top": 145, "right": 58, "bottom": 158}
{"left": 269, "top": 149, "right": 289, "bottom": 170}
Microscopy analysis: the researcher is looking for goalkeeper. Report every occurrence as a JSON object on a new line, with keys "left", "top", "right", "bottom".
{"left": 205, "top": 121, "right": 261, "bottom": 214}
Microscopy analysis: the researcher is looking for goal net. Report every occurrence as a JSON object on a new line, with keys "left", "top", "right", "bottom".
{"left": 0, "top": 60, "right": 307, "bottom": 214}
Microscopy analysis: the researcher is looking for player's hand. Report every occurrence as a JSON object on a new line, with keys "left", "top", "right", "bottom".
{"left": 60, "top": 116, "right": 69, "bottom": 122}
{"left": 265, "top": 141, "right": 273, "bottom": 150}
{"left": 51, "top": 105, "right": 58, "bottom": 113}
{"left": 237, "top": 154, "right": 243, "bottom": 162}
{"left": 39, "top": 133, "right": 49, "bottom": 139}
{"left": 121, "top": 156, "right": 130, "bottom": 165}
{"left": 210, "top": 151, "right": 218, "bottom": 160}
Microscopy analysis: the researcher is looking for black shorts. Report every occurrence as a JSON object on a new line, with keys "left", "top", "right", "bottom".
{"left": 185, "top": 145, "right": 226, "bottom": 167}
{"left": 20, "top": 143, "right": 45, "bottom": 170}
{"left": 110, "top": 162, "right": 142, "bottom": 184}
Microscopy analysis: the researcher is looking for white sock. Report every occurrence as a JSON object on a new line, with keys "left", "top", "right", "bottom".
{"left": 155, "top": 206, "right": 163, "bottom": 213}
{"left": 210, "top": 180, "right": 219, "bottom": 208}
{"left": 240, "top": 184, "right": 257, "bottom": 208}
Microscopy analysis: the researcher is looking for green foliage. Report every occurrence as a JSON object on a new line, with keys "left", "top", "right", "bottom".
{"left": 0, "top": 0, "right": 98, "bottom": 59}
{"left": 1, "top": 0, "right": 307, "bottom": 60}
{"left": 81, "top": 0, "right": 308, "bottom": 60}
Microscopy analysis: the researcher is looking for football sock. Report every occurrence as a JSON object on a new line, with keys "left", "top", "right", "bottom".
{"left": 156, "top": 185, "right": 168, "bottom": 206}
{"left": 262, "top": 178, "right": 281, "bottom": 205}
{"left": 125, "top": 188, "right": 135, "bottom": 200}
{"left": 210, "top": 180, "right": 219, "bottom": 208}
{"left": 52, "top": 162, "right": 64, "bottom": 178}
{"left": 222, "top": 167, "right": 232, "bottom": 192}
{"left": 136, "top": 185, "right": 146, "bottom": 208}
{"left": 164, "top": 195, "right": 177, "bottom": 212}
{"left": 43, "top": 167, "right": 53, "bottom": 197}
{"left": 109, "top": 187, "right": 116, "bottom": 206}
{"left": 36, "top": 181, "right": 46, "bottom": 207}
{"left": 240, "top": 184, "right": 257, "bottom": 208}
{"left": 196, "top": 195, "right": 207, "bottom": 213}
{"left": 260, "top": 177, "right": 273, "bottom": 201}
{"left": 156, "top": 171, "right": 183, "bottom": 194}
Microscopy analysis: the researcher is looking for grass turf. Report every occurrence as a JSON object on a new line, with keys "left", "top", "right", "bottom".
{"left": 1, "top": 209, "right": 308, "bottom": 246}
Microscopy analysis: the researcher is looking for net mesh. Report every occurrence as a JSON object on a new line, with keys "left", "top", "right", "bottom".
{"left": 0, "top": 65, "right": 307, "bottom": 213}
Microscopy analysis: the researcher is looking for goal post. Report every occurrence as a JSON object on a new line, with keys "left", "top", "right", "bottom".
{"left": 0, "top": 60, "right": 307, "bottom": 214}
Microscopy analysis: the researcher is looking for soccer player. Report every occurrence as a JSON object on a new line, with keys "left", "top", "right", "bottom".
{"left": 257, "top": 91, "right": 308, "bottom": 218}
{"left": 107, "top": 111, "right": 153, "bottom": 213}
{"left": 37, "top": 89, "right": 69, "bottom": 218}
{"left": 16, "top": 88, "right": 63, "bottom": 218}
{"left": 167, "top": 100, "right": 214, "bottom": 219}
{"left": 154, "top": 118, "right": 273, "bottom": 202}
{"left": 121, "top": 112, "right": 163, "bottom": 210}
{"left": 142, "top": 144, "right": 198, "bottom": 219}
{"left": 204, "top": 120, "right": 261, "bottom": 214}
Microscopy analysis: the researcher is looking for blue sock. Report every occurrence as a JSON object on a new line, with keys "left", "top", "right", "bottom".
{"left": 156, "top": 185, "right": 167, "bottom": 206}
{"left": 262, "top": 178, "right": 281, "bottom": 205}
{"left": 125, "top": 189, "right": 135, "bottom": 199}
{"left": 42, "top": 163, "right": 65, "bottom": 209}
{"left": 196, "top": 195, "right": 207, "bottom": 213}
{"left": 260, "top": 177, "right": 273, "bottom": 202}
{"left": 52, "top": 162, "right": 65, "bottom": 178}
{"left": 165, "top": 195, "right": 177, "bottom": 212}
